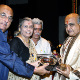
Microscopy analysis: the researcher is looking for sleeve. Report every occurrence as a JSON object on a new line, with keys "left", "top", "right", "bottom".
{"left": 69, "top": 40, "right": 80, "bottom": 80}
{"left": 0, "top": 41, "right": 35, "bottom": 78}
{"left": 69, "top": 71, "right": 80, "bottom": 80}
{"left": 9, "top": 38, "right": 20, "bottom": 55}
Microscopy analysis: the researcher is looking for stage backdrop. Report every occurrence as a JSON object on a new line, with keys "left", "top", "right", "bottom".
{"left": 6, "top": 0, "right": 28, "bottom": 5}
{"left": 59, "top": 16, "right": 68, "bottom": 44}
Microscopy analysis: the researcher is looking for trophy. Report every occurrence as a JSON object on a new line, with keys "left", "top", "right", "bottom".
{"left": 37, "top": 54, "right": 59, "bottom": 71}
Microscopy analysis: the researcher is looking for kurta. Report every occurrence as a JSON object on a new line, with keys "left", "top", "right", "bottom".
{"left": 31, "top": 37, "right": 52, "bottom": 80}
{"left": 53, "top": 33, "right": 80, "bottom": 80}
{"left": 0, "top": 29, "right": 34, "bottom": 80}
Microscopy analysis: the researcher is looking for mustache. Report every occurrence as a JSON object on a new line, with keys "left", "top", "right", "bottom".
{"left": 0, "top": 22, "right": 7, "bottom": 26}
{"left": 67, "top": 30, "right": 72, "bottom": 33}
{"left": 35, "top": 33, "right": 40, "bottom": 35}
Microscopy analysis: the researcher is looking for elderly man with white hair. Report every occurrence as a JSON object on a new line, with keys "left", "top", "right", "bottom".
{"left": 31, "top": 18, "right": 52, "bottom": 80}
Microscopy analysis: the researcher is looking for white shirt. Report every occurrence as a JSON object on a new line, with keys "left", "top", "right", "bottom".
{"left": 31, "top": 37, "right": 52, "bottom": 80}
{"left": 31, "top": 37, "right": 52, "bottom": 54}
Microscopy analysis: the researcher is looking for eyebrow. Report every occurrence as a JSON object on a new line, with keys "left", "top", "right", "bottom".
{"left": 69, "top": 23, "right": 75, "bottom": 25}
{"left": 9, "top": 16, "right": 13, "bottom": 18}
{"left": 2, "top": 12, "right": 13, "bottom": 17}
{"left": 65, "top": 23, "right": 75, "bottom": 25}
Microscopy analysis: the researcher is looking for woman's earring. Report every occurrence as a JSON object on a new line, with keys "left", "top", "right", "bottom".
{"left": 18, "top": 27, "right": 21, "bottom": 32}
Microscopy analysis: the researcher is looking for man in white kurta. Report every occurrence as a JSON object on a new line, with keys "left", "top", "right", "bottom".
{"left": 31, "top": 18, "right": 52, "bottom": 80}
{"left": 31, "top": 37, "right": 52, "bottom": 55}
{"left": 53, "top": 13, "right": 80, "bottom": 80}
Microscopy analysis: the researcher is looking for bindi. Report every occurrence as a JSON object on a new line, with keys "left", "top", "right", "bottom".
{"left": 27, "top": 22, "right": 31, "bottom": 25}
{"left": 66, "top": 21, "right": 68, "bottom": 24}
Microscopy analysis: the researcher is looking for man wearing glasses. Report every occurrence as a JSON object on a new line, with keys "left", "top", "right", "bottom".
{"left": 0, "top": 4, "right": 50, "bottom": 80}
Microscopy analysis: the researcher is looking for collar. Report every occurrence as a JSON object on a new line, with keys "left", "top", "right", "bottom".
{"left": 0, "top": 29, "right": 8, "bottom": 42}
{"left": 31, "top": 36, "right": 42, "bottom": 46}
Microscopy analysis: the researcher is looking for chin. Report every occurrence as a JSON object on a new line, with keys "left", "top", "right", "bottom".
{"left": 68, "top": 32, "right": 74, "bottom": 37}
{"left": 69, "top": 34, "right": 75, "bottom": 37}
{"left": 2, "top": 29, "right": 7, "bottom": 32}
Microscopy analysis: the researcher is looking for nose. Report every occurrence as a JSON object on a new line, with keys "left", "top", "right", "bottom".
{"left": 4, "top": 17, "right": 9, "bottom": 23}
{"left": 6, "top": 18, "right": 9, "bottom": 22}
{"left": 27, "top": 27, "right": 31, "bottom": 31}
{"left": 36, "top": 29, "right": 40, "bottom": 33}
{"left": 66, "top": 25, "right": 70, "bottom": 30}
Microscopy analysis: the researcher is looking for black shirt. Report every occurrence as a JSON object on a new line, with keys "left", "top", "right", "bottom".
{"left": 9, "top": 37, "right": 30, "bottom": 62}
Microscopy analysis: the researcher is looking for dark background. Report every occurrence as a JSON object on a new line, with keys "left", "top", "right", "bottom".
{"left": 0, "top": 0, "right": 73, "bottom": 48}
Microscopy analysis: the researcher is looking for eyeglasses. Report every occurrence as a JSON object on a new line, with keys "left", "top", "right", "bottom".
{"left": 0, "top": 12, "right": 13, "bottom": 22}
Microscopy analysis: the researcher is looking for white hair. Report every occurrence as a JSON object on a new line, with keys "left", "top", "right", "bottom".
{"left": 32, "top": 18, "right": 43, "bottom": 29}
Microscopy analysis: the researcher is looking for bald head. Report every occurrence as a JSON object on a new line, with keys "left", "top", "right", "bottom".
{"left": 0, "top": 4, "right": 13, "bottom": 16}
{"left": 65, "top": 13, "right": 80, "bottom": 37}
{"left": 65, "top": 13, "right": 79, "bottom": 24}
{"left": 0, "top": 4, "right": 13, "bottom": 32}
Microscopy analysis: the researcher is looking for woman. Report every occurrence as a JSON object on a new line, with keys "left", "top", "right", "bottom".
{"left": 8, "top": 17, "right": 40, "bottom": 80}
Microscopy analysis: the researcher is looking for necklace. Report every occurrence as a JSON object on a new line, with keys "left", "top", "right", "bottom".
{"left": 19, "top": 35, "right": 30, "bottom": 47}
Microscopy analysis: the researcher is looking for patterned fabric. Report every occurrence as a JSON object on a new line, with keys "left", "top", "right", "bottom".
{"left": 53, "top": 33, "right": 80, "bottom": 80}
{"left": 28, "top": 39, "right": 38, "bottom": 63}
{"left": 27, "top": 39, "right": 40, "bottom": 80}
{"left": 8, "top": 39, "right": 40, "bottom": 80}
{"left": 72, "top": 70, "right": 80, "bottom": 78}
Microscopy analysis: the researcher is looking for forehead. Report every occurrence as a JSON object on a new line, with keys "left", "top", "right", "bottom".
{"left": 34, "top": 24, "right": 42, "bottom": 28}
{"left": 23, "top": 20, "right": 33, "bottom": 25}
{"left": 0, "top": 6, "right": 13, "bottom": 16}
{"left": 65, "top": 17, "right": 77, "bottom": 24}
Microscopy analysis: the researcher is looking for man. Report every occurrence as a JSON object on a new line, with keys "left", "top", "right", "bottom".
{"left": 31, "top": 18, "right": 52, "bottom": 55}
{"left": 31, "top": 18, "right": 52, "bottom": 80}
{"left": 53, "top": 13, "right": 80, "bottom": 80}
{"left": 0, "top": 4, "right": 50, "bottom": 80}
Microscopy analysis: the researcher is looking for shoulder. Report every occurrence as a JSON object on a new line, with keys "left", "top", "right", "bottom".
{"left": 41, "top": 37, "right": 47, "bottom": 41}
{"left": 10, "top": 37, "right": 21, "bottom": 44}
{"left": 40, "top": 37, "right": 50, "bottom": 44}
{"left": 11, "top": 37, "right": 20, "bottom": 41}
